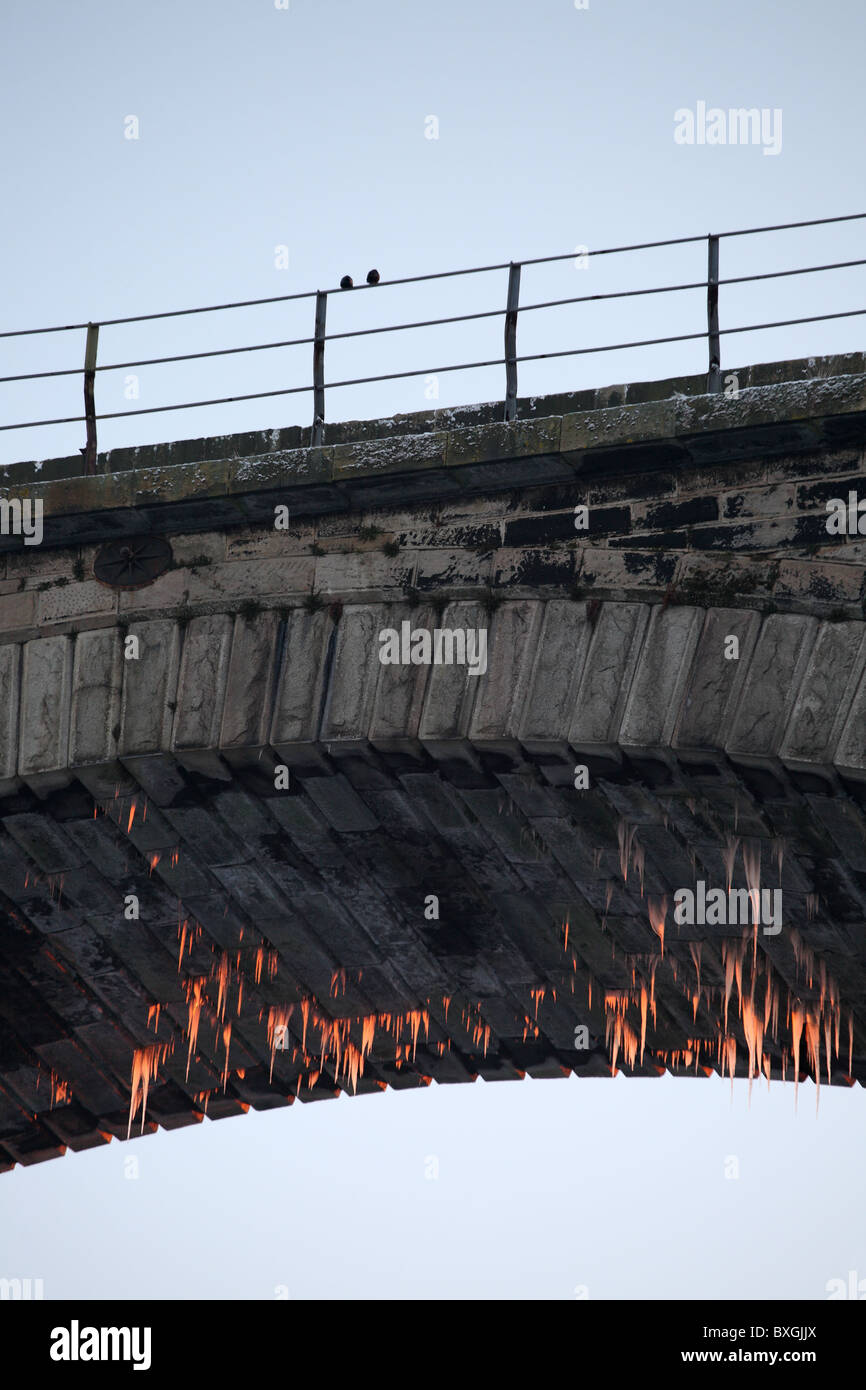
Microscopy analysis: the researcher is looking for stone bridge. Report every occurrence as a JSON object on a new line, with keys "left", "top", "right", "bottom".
{"left": 1, "top": 351, "right": 865, "bottom": 1170}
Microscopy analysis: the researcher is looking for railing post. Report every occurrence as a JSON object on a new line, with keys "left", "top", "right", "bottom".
{"left": 504, "top": 262, "right": 521, "bottom": 421}
{"left": 706, "top": 235, "right": 721, "bottom": 393}
{"left": 311, "top": 291, "right": 327, "bottom": 446}
{"left": 83, "top": 323, "right": 100, "bottom": 474}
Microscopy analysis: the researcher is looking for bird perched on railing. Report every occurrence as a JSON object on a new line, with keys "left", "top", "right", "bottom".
{"left": 366, "top": 269, "right": 380, "bottom": 285}
{"left": 340, "top": 275, "right": 353, "bottom": 289}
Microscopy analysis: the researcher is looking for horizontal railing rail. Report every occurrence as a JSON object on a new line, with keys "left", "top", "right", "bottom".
{"left": 1, "top": 212, "right": 864, "bottom": 471}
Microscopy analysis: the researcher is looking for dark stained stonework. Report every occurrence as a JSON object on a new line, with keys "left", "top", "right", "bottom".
{"left": 0, "top": 355, "right": 864, "bottom": 1172}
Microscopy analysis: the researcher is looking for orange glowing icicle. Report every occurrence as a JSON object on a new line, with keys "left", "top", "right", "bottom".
{"left": 221, "top": 1023, "right": 232, "bottom": 1091}
{"left": 639, "top": 983, "right": 648, "bottom": 1063}
{"left": 215, "top": 952, "right": 230, "bottom": 1021}
{"left": 128, "top": 1043, "right": 170, "bottom": 1137}
{"left": 648, "top": 895, "right": 667, "bottom": 957}
{"left": 50, "top": 1072, "right": 70, "bottom": 1107}
{"left": 722, "top": 835, "right": 740, "bottom": 894}
{"left": 185, "top": 978, "right": 205, "bottom": 1080}
{"left": 177, "top": 919, "right": 189, "bottom": 970}
{"left": 742, "top": 840, "right": 762, "bottom": 964}
{"left": 791, "top": 1004, "right": 804, "bottom": 1107}
{"left": 689, "top": 941, "right": 702, "bottom": 1020}
{"left": 617, "top": 821, "right": 636, "bottom": 883}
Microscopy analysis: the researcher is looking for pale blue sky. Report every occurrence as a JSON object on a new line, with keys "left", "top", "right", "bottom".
{"left": 2, "top": 0, "right": 865, "bottom": 466}
{"left": 1, "top": 0, "right": 865, "bottom": 1299}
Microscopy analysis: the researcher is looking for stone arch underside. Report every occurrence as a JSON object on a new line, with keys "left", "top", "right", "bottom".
{"left": 1, "top": 595, "right": 865, "bottom": 1172}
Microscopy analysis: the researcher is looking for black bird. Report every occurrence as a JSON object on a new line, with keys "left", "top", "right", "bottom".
{"left": 366, "top": 268, "right": 380, "bottom": 285}
{"left": 340, "top": 275, "right": 353, "bottom": 289}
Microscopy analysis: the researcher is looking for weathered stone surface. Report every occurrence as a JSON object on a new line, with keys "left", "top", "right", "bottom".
{"left": 219, "top": 612, "right": 280, "bottom": 750}
{"left": 333, "top": 432, "right": 447, "bottom": 479}
{"left": 673, "top": 609, "right": 761, "bottom": 752}
{"left": 561, "top": 399, "right": 677, "bottom": 459}
{"left": 418, "top": 600, "right": 487, "bottom": 747}
{"left": 469, "top": 601, "right": 543, "bottom": 748}
{"left": 446, "top": 417, "right": 561, "bottom": 468}
{"left": 320, "top": 605, "right": 386, "bottom": 745}
{"left": 19, "top": 637, "right": 72, "bottom": 779}
{"left": 520, "top": 601, "right": 591, "bottom": 748}
{"left": 1, "top": 354, "right": 865, "bottom": 1174}
{"left": 0, "top": 644, "right": 20, "bottom": 784}
{"left": 119, "top": 621, "right": 182, "bottom": 756}
{"left": 568, "top": 603, "right": 651, "bottom": 752}
{"left": 269, "top": 610, "right": 331, "bottom": 752}
{"left": 781, "top": 622, "right": 866, "bottom": 769}
{"left": 620, "top": 606, "right": 703, "bottom": 750}
{"left": 726, "top": 615, "right": 819, "bottom": 767}
{"left": 69, "top": 629, "right": 123, "bottom": 766}
{"left": 172, "top": 615, "right": 234, "bottom": 751}
{"left": 368, "top": 607, "right": 434, "bottom": 748}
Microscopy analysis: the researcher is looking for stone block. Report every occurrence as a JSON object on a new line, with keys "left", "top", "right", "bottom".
{"left": 773, "top": 559, "right": 864, "bottom": 606}
{"left": 414, "top": 547, "right": 492, "bottom": 590}
{"left": 39, "top": 581, "right": 116, "bottom": 625}
{"left": 118, "top": 621, "right": 181, "bottom": 756}
{"left": 0, "top": 644, "right": 20, "bottom": 780}
{"left": 445, "top": 416, "right": 562, "bottom": 468}
{"left": 578, "top": 548, "right": 677, "bottom": 595}
{"left": 469, "top": 600, "right": 544, "bottom": 748}
{"left": 333, "top": 432, "right": 447, "bottom": 480}
{"left": 186, "top": 557, "right": 314, "bottom": 605}
{"left": 568, "top": 602, "right": 650, "bottom": 751}
{"left": 2, "top": 814, "right": 89, "bottom": 873}
{"left": 131, "top": 458, "right": 228, "bottom": 507}
{"left": 781, "top": 621, "right": 866, "bottom": 770}
{"left": 19, "top": 636, "right": 72, "bottom": 775}
{"left": 319, "top": 604, "right": 386, "bottom": 744}
{"left": 726, "top": 614, "right": 819, "bottom": 767}
{"left": 304, "top": 775, "right": 380, "bottom": 833}
{"left": 619, "top": 605, "right": 703, "bottom": 750}
{"left": 172, "top": 615, "right": 233, "bottom": 751}
{"left": 69, "top": 628, "right": 123, "bottom": 766}
{"left": 491, "top": 546, "right": 574, "bottom": 591}
{"left": 314, "top": 551, "right": 413, "bottom": 596}
{"left": 673, "top": 608, "right": 761, "bottom": 752}
{"left": 0, "top": 590, "right": 37, "bottom": 633}
{"left": 368, "top": 607, "right": 435, "bottom": 747}
{"left": 269, "top": 609, "right": 330, "bottom": 750}
{"left": 561, "top": 399, "right": 676, "bottom": 458}
{"left": 417, "top": 600, "right": 487, "bottom": 747}
{"left": 220, "top": 611, "right": 280, "bottom": 749}
{"left": 519, "top": 600, "right": 591, "bottom": 748}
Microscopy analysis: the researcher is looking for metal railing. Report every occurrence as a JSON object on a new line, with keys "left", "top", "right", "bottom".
{"left": 1, "top": 212, "right": 864, "bottom": 472}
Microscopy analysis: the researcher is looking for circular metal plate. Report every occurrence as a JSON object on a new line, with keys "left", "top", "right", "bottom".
{"left": 93, "top": 536, "right": 173, "bottom": 589}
